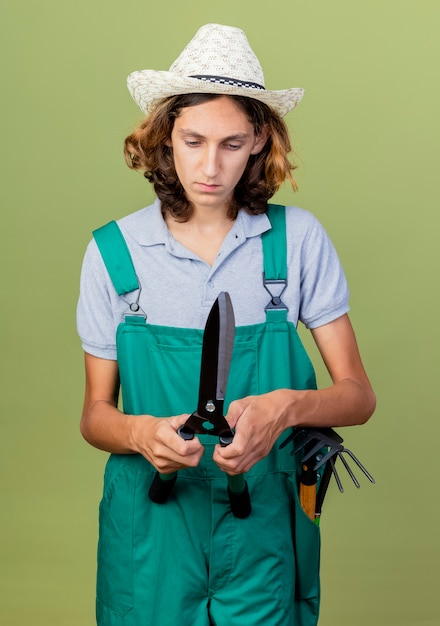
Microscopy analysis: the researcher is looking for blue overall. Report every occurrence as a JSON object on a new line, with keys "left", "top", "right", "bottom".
{"left": 92, "top": 205, "right": 321, "bottom": 626}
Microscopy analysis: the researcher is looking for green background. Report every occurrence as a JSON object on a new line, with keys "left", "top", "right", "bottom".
{"left": 1, "top": 1, "right": 438, "bottom": 624}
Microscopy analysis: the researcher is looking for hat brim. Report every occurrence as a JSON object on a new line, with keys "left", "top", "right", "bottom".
{"left": 127, "top": 70, "right": 304, "bottom": 118}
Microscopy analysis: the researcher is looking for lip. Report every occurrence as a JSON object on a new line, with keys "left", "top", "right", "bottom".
{"left": 195, "top": 182, "right": 221, "bottom": 192}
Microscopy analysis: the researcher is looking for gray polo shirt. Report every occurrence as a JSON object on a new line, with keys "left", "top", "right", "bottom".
{"left": 77, "top": 199, "right": 349, "bottom": 360}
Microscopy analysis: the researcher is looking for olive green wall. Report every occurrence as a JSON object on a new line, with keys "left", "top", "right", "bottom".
{"left": 1, "top": 1, "right": 438, "bottom": 624}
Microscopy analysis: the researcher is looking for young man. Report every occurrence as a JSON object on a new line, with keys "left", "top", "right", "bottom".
{"left": 77, "top": 23, "right": 375, "bottom": 626}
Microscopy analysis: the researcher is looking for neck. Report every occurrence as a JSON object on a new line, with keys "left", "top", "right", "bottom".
{"left": 165, "top": 207, "right": 236, "bottom": 266}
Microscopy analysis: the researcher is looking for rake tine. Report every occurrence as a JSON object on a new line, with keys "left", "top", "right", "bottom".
{"left": 311, "top": 444, "right": 344, "bottom": 470}
{"left": 328, "top": 430, "right": 344, "bottom": 444}
{"left": 343, "top": 449, "right": 375, "bottom": 484}
{"left": 292, "top": 433, "right": 337, "bottom": 457}
{"left": 337, "top": 452, "right": 361, "bottom": 488}
{"left": 279, "top": 428, "right": 305, "bottom": 449}
{"left": 301, "top": 440, "right": 330, "bottom": 463}
{"left": 330, "top": 456, "right": 344, "bottom": 493}
{"left": 289, "top": 434, "right": 316, "bottom": 456}
{"left": 307, "top": 428, "right": 343, "bottom": 446}
{"left": 281, "top": 428, "right": 375, "bottom": 492}
{"left": 280, "top": 427, "right": 343, "bottom": 453}
{"left": 312, "top": 428, "right": 344, "bottom": 445}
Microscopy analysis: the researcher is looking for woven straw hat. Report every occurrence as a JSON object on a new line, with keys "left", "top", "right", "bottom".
{"left": 127, "top": 24, "right": 304, "bottom": 117}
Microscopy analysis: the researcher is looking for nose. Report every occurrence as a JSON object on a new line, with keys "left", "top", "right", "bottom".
{"left": 201, "top": 144, "right": 220, "bottom": 179}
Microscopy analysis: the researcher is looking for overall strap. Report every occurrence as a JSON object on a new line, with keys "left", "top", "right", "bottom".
{"left": 92, "top": 208, "right": 287, "bottom": 313}
{"left": 262, "top": 204, "right": 287, "bottom": 279}
{"left": 93, "top": 221, "right": 139, "bottom": 295}
{"left": 262, "top": 204, "right": 288, "bottom": 321}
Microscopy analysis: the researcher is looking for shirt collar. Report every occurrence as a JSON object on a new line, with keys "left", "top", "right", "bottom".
{"left": 133, "top": 198, "right": 272, "bottom": 247}
{"left": 132, "top": 198, "right": 168, "bottom": 246}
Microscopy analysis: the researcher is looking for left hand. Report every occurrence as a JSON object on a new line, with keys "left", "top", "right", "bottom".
{"left": 213, "top": 389, "right": 293, "bottom": 474}
{"left": 214, "top": 314, "right": 377, "bottom": 475}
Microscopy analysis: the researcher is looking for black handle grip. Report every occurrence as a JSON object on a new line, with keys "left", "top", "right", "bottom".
{"left": 149, "top": 470, "right": 252, "bottom": 517}
{"left": 148, "top": 426, "right": 252, "bottom": 517}
{"left": 227, "top": 479, "right": 252, "bottom": 518}
{"left": 148, "top": 425, "right": 195, "bottom": 504}
{"left": 314, "top": 460, "right": 334, "bottom": 523}
{"left": 148, "top": 472, "right": 177, "bottom": 504}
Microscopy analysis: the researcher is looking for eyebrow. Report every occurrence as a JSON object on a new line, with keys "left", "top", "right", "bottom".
{"left": 178, "top": 129, "right": 251, "bottom": 142}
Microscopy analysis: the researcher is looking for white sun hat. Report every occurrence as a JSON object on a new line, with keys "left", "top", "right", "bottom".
{"left": 127, "top": 23, "right": 304, "bottom": 118}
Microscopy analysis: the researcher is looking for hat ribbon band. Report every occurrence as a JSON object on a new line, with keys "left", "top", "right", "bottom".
{"left": 189, "top": 75, "right": 265, "bottom": 90}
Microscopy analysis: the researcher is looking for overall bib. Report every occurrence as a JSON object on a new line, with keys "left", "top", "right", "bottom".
{"left": 93, "top": 205, "right": 321, "bottom": 626}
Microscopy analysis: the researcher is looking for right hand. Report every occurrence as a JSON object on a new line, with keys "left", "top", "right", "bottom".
{"left": 132, "top": 413, "right": 205, "bottom": 474}
{"left": 80, "top": 354, "right": 204, "bottom": 473}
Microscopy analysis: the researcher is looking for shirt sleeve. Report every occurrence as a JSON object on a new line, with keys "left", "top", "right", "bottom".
{"left": 76, "top": 239, "right": 120, "bottom": 360}
{"left": 294, "top": 210, "right": 350, "bottom": 329}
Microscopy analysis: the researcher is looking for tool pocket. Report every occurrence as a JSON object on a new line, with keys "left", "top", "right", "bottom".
{"left": 291, "top": 474, "right": 321, "bottom": 625}
{"left": 96, "top": 460, "right": 136, "bottom": 616}
{"left": 117, "top": 321, "right": 203, "bottom": 416}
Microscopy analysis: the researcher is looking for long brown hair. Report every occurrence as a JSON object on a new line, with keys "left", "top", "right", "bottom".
{"left": 124, "top": 93, "right": 297, "bottom": 220}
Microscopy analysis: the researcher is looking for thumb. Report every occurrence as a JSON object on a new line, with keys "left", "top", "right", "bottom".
{"left": 225, "top": 398, "right": 248, "bottom": 429}
{"left": 168, "top": 413, "right": 192, "bottom": 430}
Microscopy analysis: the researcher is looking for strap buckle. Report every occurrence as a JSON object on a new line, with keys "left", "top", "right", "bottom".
{"left": 122, "top": 279, "right": 147, "bottom": 319}
{"left": 263, "top": 273, "right": 288, "bottom": 311}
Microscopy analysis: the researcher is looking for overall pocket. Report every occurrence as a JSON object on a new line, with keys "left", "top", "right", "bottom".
{"left": 290, "top": 474, "right": 321, "bottom": 626}
{"left": 117, "top": 322, "right": 202, "bottom": 417}
{"left": 97, "top": 462, "right": 136, "bottom": 616}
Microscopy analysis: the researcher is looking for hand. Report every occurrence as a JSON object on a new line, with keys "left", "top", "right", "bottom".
{"left": 133, "top": 413, "right": 205, "bottom": 474}
{"left": 213, "top": 390, "right": 292, "bottom": 474}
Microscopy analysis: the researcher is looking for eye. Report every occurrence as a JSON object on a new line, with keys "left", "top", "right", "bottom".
{"left": 185, "top": 140, "right": 200, "bottom": 147}
{"left": 224, "top": 143, "right": 241, "bottom": 150}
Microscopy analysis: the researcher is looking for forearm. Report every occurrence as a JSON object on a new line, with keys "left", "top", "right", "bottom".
{"left": 80, "top": 396, "right": 204, "bottom": 473}
{"left": 282, "top": 377, "right": 376, "bottom": 431}
{"left": 80, "top": 400, "right": 149, "bottom": 455}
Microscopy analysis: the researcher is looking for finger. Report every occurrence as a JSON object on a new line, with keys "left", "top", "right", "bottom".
{"left": 154, "top": 417, "right": 202, "bottom": 456}
{"left": 215, "top": 438, "right": 244, "bottom": 460}
{"left": 154, "top": 439, "right": 205, "bottom": 471}
{"left": 212, "top": 436, "right": 247, "bottom": 470}
{"left": 213, "top": 451, "right": 251, "bottom": 475}
{"left": 173, "top": 435, "right": 204, "bottom": 457}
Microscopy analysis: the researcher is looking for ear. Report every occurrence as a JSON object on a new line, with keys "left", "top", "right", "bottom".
{"left": 250, "top": 125, "right": 269, "bottom": 155}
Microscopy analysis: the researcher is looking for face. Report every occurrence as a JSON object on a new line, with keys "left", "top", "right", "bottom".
{"left": 167, "top": 96, "right": 267, "bottom": 215}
